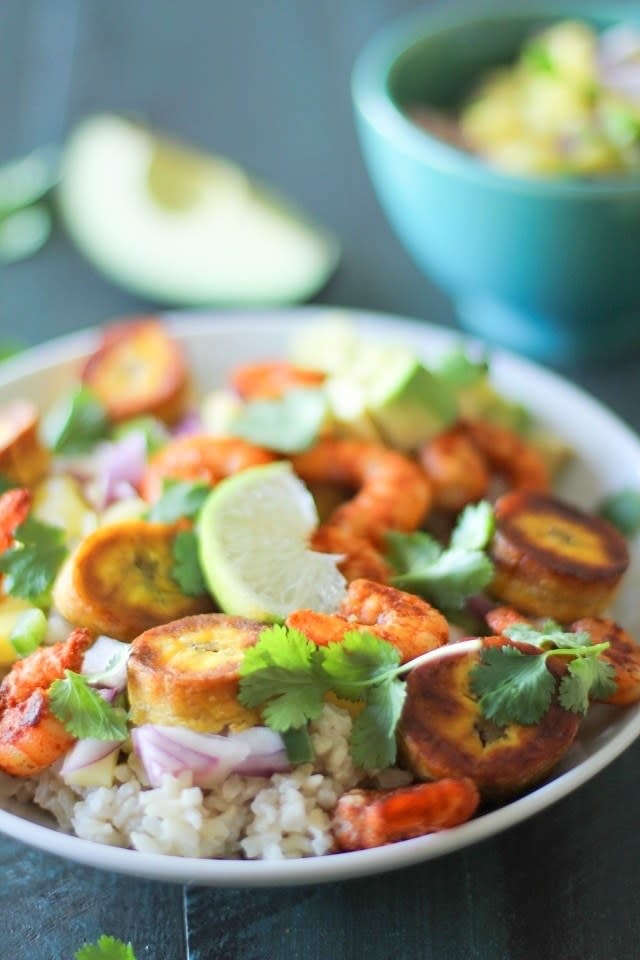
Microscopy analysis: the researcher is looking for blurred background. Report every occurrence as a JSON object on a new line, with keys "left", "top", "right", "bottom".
{"left": 0, "top": 0, "right": 456, "bottom": 347}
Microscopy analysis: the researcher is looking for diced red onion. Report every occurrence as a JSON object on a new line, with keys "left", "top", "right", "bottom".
{"left": 131, "top": 724, "right": 289, "bottom": 788}
{"left": 60, "top": 737, "right": 123, "bottom": 775}
{"left": 171, "top": 410, "right": 204, "bottom": 437}
{"left": 231, "top": 727, "right": 290, "bottom": 776}
{"left": 97, "top": 431, "right": 148, "bottom": 509}
{"left": 82, "top": 635, "right": 130, "bottom": 691}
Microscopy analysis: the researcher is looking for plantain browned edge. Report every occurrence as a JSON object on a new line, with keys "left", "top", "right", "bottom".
{"left": 492, "top": 491, "right": 629, "bottom": 579}
{"left": 488, "top": 491, "right": 630, "bottom": 620}
{"left": 127, "top": 613, "right": 263, "bottom": 732}
{"left": 81, "top": 317, "right": 189, "bottom": 425}
{"left": 52, "top": 521, "right": 213, "bottom": 642}
{"left": 397, "top": 639, "right": 580, "bottom": 801}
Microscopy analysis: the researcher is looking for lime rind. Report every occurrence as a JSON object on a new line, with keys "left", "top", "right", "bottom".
{"left": 197, "top": 462, "right": 346, "bottom": 621}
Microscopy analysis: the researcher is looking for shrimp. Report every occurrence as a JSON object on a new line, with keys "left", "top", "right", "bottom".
{"left": 286, "top": 578, "right": 448, "bottom": 663}
{"left": 465, "top": 419, "right": 550, "bottom": 493}
{"left": 0, "top": 627, "right": 93, "bottom": 777}
{"left": 0, "top": 487, "right": 32, "bottom": 552}
{"left": 230, "top": 360, "right": 326, "bottom": 400}
{"left": 291, "top": 438, "right": 432, "bottom": 545}
{"left": 571, "top": 617, "right": 640, "bottom": 706}
{"left": 140, "top": 435, "right": 278, "bottom": 502}
{"left": 420, "top": 419, "right": 549, "bottom": 510}
{"left": 333, "top": 778, "right": 481, "bottom": 851}
{"left": 419, "top": 424, "right": 489, "bottom": 512}
{"left": 485, "top": 605, "right": 532, "bottom": 635}
{"left": 310, "top": 525, "right": 392, "bottom": 584}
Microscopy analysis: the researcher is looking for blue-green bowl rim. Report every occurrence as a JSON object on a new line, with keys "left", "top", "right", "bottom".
{"left": 351, "top": 0, "right": 640, "bottom": 196}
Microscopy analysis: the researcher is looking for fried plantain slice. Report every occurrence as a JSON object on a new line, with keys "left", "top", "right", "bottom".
{"left": 52, "top": 519, "right": 212, "bottom": 641}
{"left": 127, "top": 613, "right": 262, "bottom": 732}
{"left": 81, "top": 317, "right": 189, "bottom": 425}
{"left": 489, "top": 491, "right": 629, "bottom": 621}
{"left": 397, "top": 638, "right": 580, "bottom": 800}
{"left": 0, "top": 401, "right": 50, "bottom": 486}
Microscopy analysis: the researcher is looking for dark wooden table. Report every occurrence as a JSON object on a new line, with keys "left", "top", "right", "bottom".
{"left": 2, "top": 1, "right": 640, "bottom": 957}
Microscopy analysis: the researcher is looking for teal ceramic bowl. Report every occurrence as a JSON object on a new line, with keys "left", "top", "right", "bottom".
{"left": 352, "top": 2, "right": 640, "bottom": 363}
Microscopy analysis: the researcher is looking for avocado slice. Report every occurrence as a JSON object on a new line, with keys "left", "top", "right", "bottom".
{"left": 57, "top": 114, "right": 339, "bottom": 306}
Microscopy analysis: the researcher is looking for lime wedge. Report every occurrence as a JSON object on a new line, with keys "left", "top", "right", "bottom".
{"left": 58, "top": 114, "right": 339, "bottom": 306}
{"left": 197, "top": 462, "right": 346, "bottom": 621}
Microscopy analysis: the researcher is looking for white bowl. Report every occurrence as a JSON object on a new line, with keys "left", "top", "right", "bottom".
{"left": 1, "top": 306, "right": 639, "bottom": 887}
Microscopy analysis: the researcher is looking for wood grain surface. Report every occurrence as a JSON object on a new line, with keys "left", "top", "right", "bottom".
{"left": 1, "top": 1, "right": 639, "bottom": 958}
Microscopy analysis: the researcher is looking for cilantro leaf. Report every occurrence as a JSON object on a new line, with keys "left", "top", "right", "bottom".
{"left": 238, "top": 625, "right": 329, "bottom": 729}
{"left": 0, "top": 514, "right": 67, "bottom": 604}
{"left": 75, "top": 935, "right": 136, "bottom": 960}
{"left": 470, "top": 645, "right": 556, "bottom": 725}
{"left": 385, "top": 529, "right": 442, "bottom": 576}
{"left": 559, "top": 657, "right": 617, "bottom": 714}
{"left": 42, "top": 386, "right": 110, "bottom": 455}
{"left": 504, "top": 621, "right": 591, "bottom": 650}
{"left": 111, "top": 415, "right": 169, "bottom": 456}
{"left": 49, "top": 670, "right": 128, "bottom": 740}
{"left": 387, "top": 504, "right": 494, "bottom": 610}
{"left": 0, "top": 340, "right": 22, "bottom": 363}
{"left": 394, "top": 548, "right": 494, "bottom": 610}
{"left": 148, "top": 479, "right": 210, "bottom": 523}
{"left": 321, "top": 630, "right": 401, "bottom": 700}
{"left": 171, "top": 529, "right": 208, "bottom": 595}
{"left": 597, "top": 489, "right": 640, "bottom": 537}
{"left": 350, "top": 680, "right": 406, "bottom": 769}
{"left": 229, "top": 387, "right": 327, "bottom": 453}
{"left": 450, "top": 501, "right": 494, "bottom": 551}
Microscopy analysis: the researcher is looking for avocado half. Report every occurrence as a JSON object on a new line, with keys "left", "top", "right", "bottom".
{"left": 57, "top": 114, "right": 340, "bottom": 306}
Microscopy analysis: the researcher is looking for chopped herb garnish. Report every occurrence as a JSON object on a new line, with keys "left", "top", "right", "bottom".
{"left": 49, "top": 670, "right": 128, "bottom": 740}
{"left": 112, "top": 416, "right": 169, "bottom": 455}
{"left": 147, "top": 478, "right": 210, "bottom": 523}
{"left": 229, "top": 387, "right": 328, "bottom": 453}
{"left": 75, "top": 934, "right": 137, "bottom": 960}
{"left": 388, "top": 502, "right": 495, "bottom": 611}
{"left": 239, "top": 626, "right": 410, "bottom": 769}
{"left": 171, "top": 529, "right": 208, "bottom": 595}
{"left": 470, "top": 623, "right": 616, "bottom": 725}
{"left": 0, "top": 340, "right": 22, "bottom": 363}
{"left": 42, "top": 385, "right": 110, "bottom": 455}
{"left": 597, "top": 489, "right": 640, "bottom": 537}
{"left": 0, "top": 514, "right": 67, "bottom": 604}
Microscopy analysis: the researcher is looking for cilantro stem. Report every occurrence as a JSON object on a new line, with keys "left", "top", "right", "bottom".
{"left": 540, "top": 641, "right": 610, "bottom": 660}
{"left": 395, "top": 638, "right": 483, "bottom": 677}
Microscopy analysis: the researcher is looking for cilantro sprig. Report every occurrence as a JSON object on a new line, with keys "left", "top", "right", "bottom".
{"left": 75, "top": 935, "right": 136, "bottom": 960}
{"left": 171, "top": 529, "right": 208, "bottom": 596}
{"left": 147, "top": 479, "right": 210, "bottom": 523}
{"left": 597, "top": 489, "right": 640, "bottom": 537}
{"left": 49, "top": 670, "right": 129, "bottom": 741}
{"left": 42, "top": 385, "right": 110, "bottom": 455}
{"left": 239, "top": 626, "right": 412, "bottom": 769}
{"left": 229, "top": 387, "right": 328, "bottom": 453}
{"left": 387, "top": 501, "right": 495, "bottom": 611}
{"left": 470, "top": 622, "right": 616, "bottom": 725}
{"left": 0, "top": 514, "right": 67, "bottom": 605}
